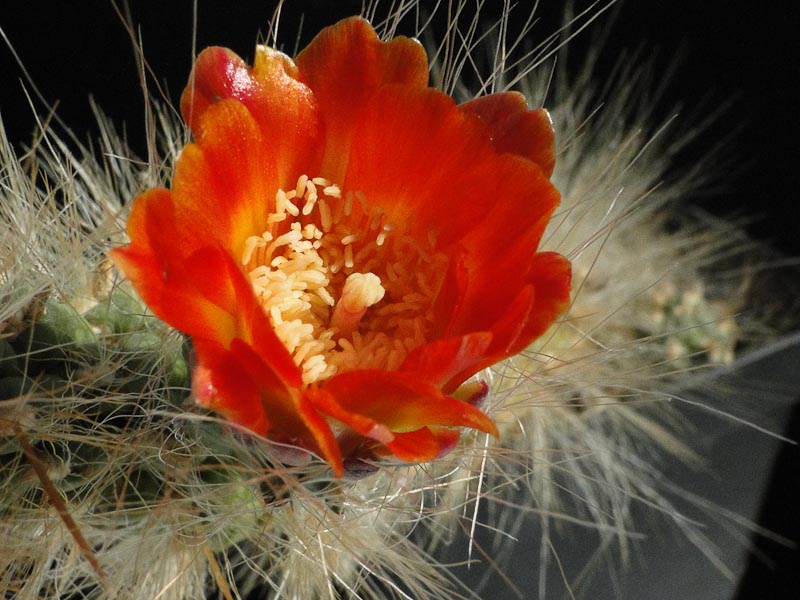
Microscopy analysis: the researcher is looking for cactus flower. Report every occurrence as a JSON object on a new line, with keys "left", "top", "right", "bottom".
{"left": 110, "top": 17, "right": 570, "bottom": 476}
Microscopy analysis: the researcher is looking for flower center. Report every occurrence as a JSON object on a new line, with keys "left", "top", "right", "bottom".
{"left": 241, "top": 174, "right": 447, "bottom": 385}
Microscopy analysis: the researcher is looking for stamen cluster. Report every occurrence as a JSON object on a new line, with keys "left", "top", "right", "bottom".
{"left": 242, "top": 174, "right": 447, "bottom": 384}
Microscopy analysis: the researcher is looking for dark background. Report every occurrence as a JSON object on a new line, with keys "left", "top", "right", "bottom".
{"left": 1, "top": 2, "right": 798, "bottom": 253}
{"left": 1, "top": 2, "right": 797, "bottom": 598}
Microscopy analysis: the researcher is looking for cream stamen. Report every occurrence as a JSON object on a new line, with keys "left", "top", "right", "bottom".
{"left": 331, "top": 273, "right": 386, "bottom": 337}
{"left": 243, "top": 174, "right": 445, "bottom": 385}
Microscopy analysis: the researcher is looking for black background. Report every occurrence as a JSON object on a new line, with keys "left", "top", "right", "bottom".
{"left": 1, "top": 2, "right": 797, "bottom": 253}
{"left": 1, "top": 2, "right": 797, "bottom": 598}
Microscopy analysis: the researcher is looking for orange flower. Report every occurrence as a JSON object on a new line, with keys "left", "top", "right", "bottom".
{"left": 110, "top": 17, "right": 570, "bottom": 476}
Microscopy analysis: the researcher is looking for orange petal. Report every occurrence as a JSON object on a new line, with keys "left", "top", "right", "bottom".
{"left": 295, "top": 16, "right": 429, "bottom": 180}
{"left": 117, "top": 188, "right": 184, "bottom": 261}
{"left": 345, "top": 85, "right": 561, "bottom": 256}
{"left": 427, "top": 427, "right": 462, "bottom": 458}
{"left": 345, "top": 85, "right": 499, "bottom": 247}
{"left": 181, "top": 246, "right": 240, "bottom": 318}
{"left": 458, "top": 242, "right": 569, "bottom": 348}
{"left": 460, "top": 92, "right": 556, "bottom": 176}
{"left": 249, "top": 44, "right": 323, "bottom": 181}
{"left": 171, "top": 99, "right": 279, "bottom": 257}
{"left": 438, "top": 255, "right": 571, "bottom": 386}
{"left": 180, "top": 46, "right": 256, "bottom": 132}
{"left": 191, "top": 338, "right": 342, "bottom": 475}
{"left": 181, "top": 46, "right": 321, "bottom": 186}
{"left": 441, "top": 288, "right": 536, "bottom": 393}
{"left": 115, "top": 196, "right": 302, "bottom": 388}
{"left": 295, "top": 394, "right": 345, "bottom": 477}
{"left": 112, "top": 244, "right": 235, "bottom": 343}
{"left": 420, "top": 245, "right": 569, "bottom": 389}
{"left": 458, "top": 154, "right": 560, "bottom": 268}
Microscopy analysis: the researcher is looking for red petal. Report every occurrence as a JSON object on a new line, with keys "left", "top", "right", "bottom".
{"left": 191, "top": 338, "right": 271, "bottom": 434}
{"left": 345, "top": 85, "right": 562, "bottom": 259}
{"left": 429, "top": 247, "right": 468, "bottom": 339}
{"left": 249, "top": 45, "right": 322, "bottom": 180}
{"left": 460, "top": 92, "right": 556, "bottom": 176}
{"left": 449, "top": 155, "right": 562, "bottom": 334}
{"left": 319, "top": 370, "right": 498, "bottom": 437}
{"left": 400, "top": 332, "right": 493, "bottom": 391}
{"left": 432, "top": 254, "right": 571, "bottom": 388}
{"left": 509, "top": 252, "right": 572, "bottom": 355}
{"left": 428, "top": 427, "right": 462, "bottom": 458}
{"left": 478, "top": 252, "right": 571, "bottom": 361}
{"left": 115, "top": 201, "right": 302, "bottom": 389}
{"left": 305, "top": 387, "right": 394, "bottom": 444}
{"left": 181, "top": 246, "right": 240, "bottom": 316}
{"left": 109, "top": 192, "right": 237, "bottom": 343}
{"left": 295, "top": 16, "right": 428, "bottom": 180}
{"left": 295, "top": 394, "right": 345, "bottom": 477}
{"left": 370, "top": 427, "right": 462, "bottom": 462}
{"left": 183, "top": 246, "right": 302, "bottom": 388}
{"left": 190, "top": 338, "right": 343, "bottom": 476}
{"left": 307, "top": 387, "right": 480, "bottom": 465}
{"left": 460, "top": 154, "right": 560, "bottom": 267}
{"left": 378, "top": 427, "right": 440, "bottom": 462}
{"left": 228, "top": 339, "right": 343, "bottom": 476}
{"left": 435, "top": 289, "right": 535, "bottom": 393}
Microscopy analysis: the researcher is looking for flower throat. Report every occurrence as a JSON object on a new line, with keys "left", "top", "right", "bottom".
{"left": 240, "top": 174, "right": 447, "bottom": 385}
